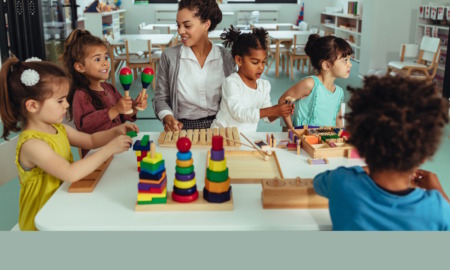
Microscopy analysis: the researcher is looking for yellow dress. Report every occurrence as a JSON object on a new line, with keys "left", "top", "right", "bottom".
{"left": 15, "top": 124, "right": 73, "bottom": 231}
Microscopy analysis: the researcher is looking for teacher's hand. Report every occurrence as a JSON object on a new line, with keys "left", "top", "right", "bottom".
{"left": 163, "top": 115, "right": 183, "bottom": 131}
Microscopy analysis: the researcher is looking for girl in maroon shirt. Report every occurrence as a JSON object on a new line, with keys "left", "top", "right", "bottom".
{"left": 61, "top": 29, "right": 148, "bottom": 157}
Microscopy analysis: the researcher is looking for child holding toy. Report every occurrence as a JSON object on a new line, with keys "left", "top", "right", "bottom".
{"left": 211, "top": 26, "right": 293, "bottom": 132}
{"left": 313, "top": 75, "right": 450, "bottom": 230}
{"left": 61, "top": 29, "right": 147, "bottom": 157}
{"left": 0, "top": 57, "right": 137, "bottom": 230}
{"left": 279, "top": 34, "right": 352, "bottom": 133}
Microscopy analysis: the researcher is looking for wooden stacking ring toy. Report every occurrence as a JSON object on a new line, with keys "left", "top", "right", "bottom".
{"left": 203, "top": 187, "right": 232, "bottom": 203}
{"left": 210, "top": 149, "right": 225, "bottom": 161}
{"left": 175, "top": 172, "right": 195, "bottom": 181}
{"left": 174, "top": 178, "right": 196, "bottom": 189}
{"left": 208, "top": 158, "right": 227, "bottom": 172}
{"left": 176, "top": 151, "right": 192, "bottom": 161}
{"left": 175, "top": 165, "right": 194, "bottom": 175}
{"left": 173, "top": 185, "right": 197, "bottom": 196}
{"left": 205, "top": 178, "right": 230, "bottom": 193}
{"left": 206, "top": 168, "right": 228, "bottom": 182}
{"left": 172, "top": 190, "right": 199, "bottom": 203}
{"left": 176, "top": 158, "right": 193, "bottom": 167}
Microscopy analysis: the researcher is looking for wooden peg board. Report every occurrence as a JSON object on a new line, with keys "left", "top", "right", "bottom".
{"left": 158, "top": 127, "right": 241, "bottom": 149}
{"left": 295, "top": 127, "right": 354, "bottom": 158}
{"left": 68, "top": 156, "right": 113, "bottom": 193}
{"left": 261, "top": 177, "right": 328, "bottom": 209}
{"left": 208, "top": 150, "right": 284, "bottom": 184}
{"left": 135, "top": 191, "right": 233, "bottom": 211}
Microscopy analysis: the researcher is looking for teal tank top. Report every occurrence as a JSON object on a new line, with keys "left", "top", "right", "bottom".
{"left": 293, "top": 75, "right": 344, "bottom": 127}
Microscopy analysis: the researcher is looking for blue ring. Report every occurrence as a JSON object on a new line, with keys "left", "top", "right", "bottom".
{"left": 177, "top": 151, "right": 192, "bottom": 161}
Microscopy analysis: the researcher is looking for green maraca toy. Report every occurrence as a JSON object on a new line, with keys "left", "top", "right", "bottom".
{"left": 119, "top": 67, "right": 134, "bottom": 114}
{"left": 136, "top": 67, "right": 154, "bottom": 111}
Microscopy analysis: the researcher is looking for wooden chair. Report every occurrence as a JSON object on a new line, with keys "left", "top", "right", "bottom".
{"left": 265, "top": 36, "right": 289, "bottom": 75}
{"left": 125, "top": 39, "right": 161, "bottom": 90}
{"left": 387, "top": 36, "right": 441, "bottom": 81}
{"left": 289, "top": 33, "right": 311, "bottom": 79}
{"left": 0, "top": 136, "right": 20, "bottom": 231}
{"left": 153, "top": 25, "right": 170, "bottom": 34}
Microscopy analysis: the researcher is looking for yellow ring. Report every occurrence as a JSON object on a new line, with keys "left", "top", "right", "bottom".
{"left": 174, "top": 178, "right": 196, "bottom": 189}
{"left": 205, "top": 178, "right": 230, "bottom": 193}
{"left": 176, "top": 158, "right": 194, "bottom": 167}
{"left": 208, "top": 158, "right": 227, "bottom": 172}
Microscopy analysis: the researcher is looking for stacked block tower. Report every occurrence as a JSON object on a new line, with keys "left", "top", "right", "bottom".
{"left": 172, "top": 137, "right": 199, "bottom": 203}
{"left": 136, "top": 143, "right": 167, "bottom": 205}
{"left": 204, "top": 135, "right": 231, "bottom": 203}
{"left": 133, "top": 134, "right": 150, "bottom": 172}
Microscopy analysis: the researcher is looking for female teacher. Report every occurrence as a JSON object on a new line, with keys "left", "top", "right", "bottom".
{"left": 153, "top": 0, "right": 235, "bottom": 131}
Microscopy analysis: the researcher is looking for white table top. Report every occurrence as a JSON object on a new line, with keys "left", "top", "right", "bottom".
{"left": 35, "top": 132, "right": 365, "bottom": 231}
{"left": 142, "top": 24, "right": 177, "bottom": 31}
{"left": 252, "top": 23, "right": 295, "bottom": 30}
{"left": 268, "top": 30, "right": 310, "bottom": 41}
{"left": 111, "top": 34, "right": 174, "bottom": 46}
{"left": 208, "top": 29, "right": 252, "bottom": 40}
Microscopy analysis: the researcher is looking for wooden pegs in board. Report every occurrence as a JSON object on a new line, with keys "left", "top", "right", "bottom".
{"left": 271, "top": 134, "right": 276, "bottom": 149}
{"left": 296, "top": 139, "right": 301, "bottom": 155}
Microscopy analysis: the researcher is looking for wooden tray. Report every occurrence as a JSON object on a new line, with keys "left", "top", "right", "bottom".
{"left": 207, "top": 150, "right": 284, "bottom": 184}
{"left": 261, "top": 177, "right": 328, "bottom": 209}
{"left": 68, "top": 156, "right": 113, "bottom": 193}
{"left": 135, "top": 191, "right": 233, "bottom": 211}
{"left": 158, "top": 127, "right": 241, "bottom": 148}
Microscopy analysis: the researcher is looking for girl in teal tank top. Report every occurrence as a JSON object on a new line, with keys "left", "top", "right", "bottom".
{"left": 278, "top": 34, "right": 354, "bottom": 133}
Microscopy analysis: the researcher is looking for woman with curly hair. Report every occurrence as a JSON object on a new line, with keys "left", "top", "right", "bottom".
{"left": 313, "top": 75, "right": 450, "bottom": 230}
{"left": 153, "top": 0, "right": 235, "bottom": 131}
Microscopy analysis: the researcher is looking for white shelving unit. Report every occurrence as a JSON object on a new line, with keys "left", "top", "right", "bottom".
{"left": 84, "top": 10, "right": 126, "bottom": 39}
{"left": 320, "top": 12, "right": 362, "bottom": 62}
{"left": 416, "top": 4, "right": 449, "bottom": 90}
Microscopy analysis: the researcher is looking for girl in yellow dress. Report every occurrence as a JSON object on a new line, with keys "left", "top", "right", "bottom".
{"left": 0, "top": 57, "right": 137, "bottom": 230}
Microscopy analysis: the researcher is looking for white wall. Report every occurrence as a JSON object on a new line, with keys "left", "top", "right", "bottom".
{"left": 359, "top": 0, "right": 420, "bottom": 74}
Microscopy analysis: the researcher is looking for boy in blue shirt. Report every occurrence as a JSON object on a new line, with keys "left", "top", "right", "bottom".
{"left": 313, "top": 75, "right": 450, "bottom": 230}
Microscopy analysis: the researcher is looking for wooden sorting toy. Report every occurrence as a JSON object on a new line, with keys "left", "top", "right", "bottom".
{"left": 172, "top": 137, "right": 198, "bottom": 203}
{"left": 289, "top": 126, "right": 354, "bottom": 158}
{"left": 158, "top": 127, "right": 241, "bottom": 149}
{"left": 261, "top": 177, "right": 328, "bottom": 209}
{"left": 208, "top": 150, "right": 284, "bottom": 184}
{"left": 68, "top": 156, "right": 113, "bottom": 193}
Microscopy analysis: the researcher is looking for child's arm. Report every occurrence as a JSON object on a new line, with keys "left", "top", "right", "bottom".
{"left": 278, "top": 78, "right": 315, "bottom": 132}
{"left": 65, "top": 123, "right": 138, "bottom": 150}
{"left": 19, "top": 134, "right": 133, "bottom": 183}
{"left": 313, "top": 170, "right": 333, "bottom": 199}
{"left": 259, "top": 81, "right": 294, "bottom": 122}
{"left": 413, "top": 169, "right": 450, "bottom": 203}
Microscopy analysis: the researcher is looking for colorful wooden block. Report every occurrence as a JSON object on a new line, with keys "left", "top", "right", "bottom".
{"left": 137, "top": 197, "right": 167, "bottom": 205}
{"left": 206, "top": 167, "right": 229, "bottom": 182}
{"left": 176, "top": 151, "right": 192, "bottom": 161}
{"left": 212, "top": 135, "right": 223, "bottom": 151}
{"left": 210, "top": 149, "right": 225, "bottom": 161}
{"left": 172, "top": 190, "right": 199, "bottom": 203}
{"left": 139, "top": 170, "right": 163, "bottom": 180}
{"left": 141, "top": 159, "right": 165, "bottom": 172}
{"left": 175, "top": 172, "right": 195, "bottom": 181}
{"left": 139, "top": 172, "right": 166, "bottom": 185}
{"left": 138, "top": 177, "right": 167, "bottom": 190}
{"left": 208, "top": 158, "right": 227, "bottom": 172}
{"left": 137, "top": 188, "right": 167, "bottom": 201}
{"left": 141, "top": 135, "right": 150, "bottom": 147}
{"left": 175, "top": 165, "right": 194, "bottom": 175}
{"left": 174, "top": 178, "right": 196, "bottom": 189}
{"left": 203, "top": 187, "right": 232, "bottom": 203}
{"left": 142, "top": 152, "right": 163, "bottom": 164}
{"left": 126, "top": 130, "right": 138, "bottom": 138}
{"left": 138, "top": 185, "right": 166, "bottom": 194}
{"left": 140, "top": 162, "right": 165, "bottom": 175}
{"left": 133, "top": 140, "right": 150, "bottom": 151}
{"left": 307, "top": 158, "right": 329, "bottom": 165}
{"left": 173, "top": 185, "right": 197, "bottom": 196}
{"left": 176, "top": 158, "right": 194, "bottom": 168}
{"left": 205, "top": 177, "right": 230, "bottom": 193}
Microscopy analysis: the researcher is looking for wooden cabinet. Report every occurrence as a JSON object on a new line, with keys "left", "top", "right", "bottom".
{"left": 84, "top": 10, "right": 126, "bottom": 39}
{"left": 320, "top": 12, "right": 362, "bottom": 62}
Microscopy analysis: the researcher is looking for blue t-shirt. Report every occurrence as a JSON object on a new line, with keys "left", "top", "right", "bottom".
{"left": 313, "top": 166, "right": 450, "bottom": 231}
{"left": 293, "top": 75, "right": 344, "bottom": 127}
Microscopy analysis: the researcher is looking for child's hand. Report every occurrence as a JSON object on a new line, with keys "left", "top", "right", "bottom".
{"left": 163, "top": 115, "right": 183, "bottom": 131}
{"left": 412, "top": 169, "right": 443, "bottom": 191}
{"left": 134, "top": 92, "right": 149, "bottom": 111}
{"left": 114, "top": 96, "right": 133, "bottom": 114}
{"left": 105, "top": 135, "right": 133, "bottom": 155}
{"left": 116, "top": 123, "right": 139, "bottom": 135}
{"left": 273, "top": 103, "right": 295, "bottom": 117}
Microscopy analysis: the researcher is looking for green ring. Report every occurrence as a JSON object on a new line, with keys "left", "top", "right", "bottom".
{"left": 175, "top": 165, "right": 194, "bottom": 175}
{"left": 206, "top": 167, "right": 229, "bottom": 182}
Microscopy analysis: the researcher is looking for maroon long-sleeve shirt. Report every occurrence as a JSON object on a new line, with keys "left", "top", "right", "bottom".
{"left": 72, "top": 82, "right": 136, "bottom": 157}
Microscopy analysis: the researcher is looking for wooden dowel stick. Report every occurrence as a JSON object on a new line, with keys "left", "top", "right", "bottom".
{"left": 222, "top": 136, "right": 254, "bottom": 149}
{"left": 240, "top": 132, "right": 269, "bottom": 161}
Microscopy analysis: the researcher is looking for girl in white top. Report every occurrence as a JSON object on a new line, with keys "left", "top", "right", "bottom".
{"left": 212, "top": 26, "right": 294, "bottom": 132}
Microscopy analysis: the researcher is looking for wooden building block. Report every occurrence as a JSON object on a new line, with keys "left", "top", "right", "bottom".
{"left": 68, "top": 156, "right": 113, "bottom": 193}
{"left": 261, "top": 177, "right": 328, "bottom": 209}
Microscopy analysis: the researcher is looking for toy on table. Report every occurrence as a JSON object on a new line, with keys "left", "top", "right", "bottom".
{"left": 136, "top": 142, "right": 168, "bottom": 205}
{"left": 158, "top": 127, "right": 241, "bottom": 148}
{"left": 204, "top": 135, "right": 232, "bottom": 203}
{"left": 118, "top": 67, "right": 134, "bottom": 114}
{"left": 133, "top": 134, "right": 152, "bottom": 172}
{"left": 240, "top": 132, "right": 269, "bottom": 161}
{"left": 172, "top": 137, "right": 198, "bottom": 203}
{"left": 136, "top": 67, "right": 154, "bottom": 111}
{"left": 68, "top": 156, "right": 113, "bottom": 193}
{"left": 307, "top": 158, "right": 329, "bottom": 165}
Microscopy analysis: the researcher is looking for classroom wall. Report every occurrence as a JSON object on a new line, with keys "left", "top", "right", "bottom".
{"left": 359, "top": 0, "right": 420, "bottom": 75}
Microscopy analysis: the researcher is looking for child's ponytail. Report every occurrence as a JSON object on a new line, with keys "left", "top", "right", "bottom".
{"left": 0, "top": 58, "right": 22, "bottom": 139}
{"left": 221, "top": 25, "right": 241, "bottom": 49}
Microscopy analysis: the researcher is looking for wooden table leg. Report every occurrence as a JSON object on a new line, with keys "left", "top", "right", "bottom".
{"left": 275, "top": 40, "right": 280, "bottom": 77}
